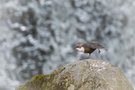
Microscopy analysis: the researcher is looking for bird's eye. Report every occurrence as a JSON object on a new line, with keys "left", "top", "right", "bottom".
{"left": 75, "top": 45, "right": 79, "bottom": 48}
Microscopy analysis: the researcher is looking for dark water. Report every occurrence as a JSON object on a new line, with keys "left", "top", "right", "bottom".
{"left": 0, "top": 0, "right": 135, "bottom": 89}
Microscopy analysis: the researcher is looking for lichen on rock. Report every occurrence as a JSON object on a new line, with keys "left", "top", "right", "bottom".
{"left": 16, "top": 59, "right": 134, "bottom": 90}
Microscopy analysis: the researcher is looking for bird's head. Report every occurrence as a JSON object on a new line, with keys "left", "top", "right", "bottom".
{"left": 75, "top": 43, "right": 85, "bottom": 52}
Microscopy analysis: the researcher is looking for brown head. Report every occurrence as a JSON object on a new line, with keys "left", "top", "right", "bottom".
{"left": 75, "top": 43, "right": 85, "bottom": 53}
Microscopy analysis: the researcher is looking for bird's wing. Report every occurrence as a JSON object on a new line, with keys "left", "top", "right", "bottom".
{"left": 87, "top": 42, "right": 104, "bottom": 49}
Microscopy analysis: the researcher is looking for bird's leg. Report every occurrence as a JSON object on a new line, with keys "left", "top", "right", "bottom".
{"left": 98, "top": 49, "right": 101, "bottom": 53}
{"left": 88, "top": 53, "right": 91, "bottom": 58}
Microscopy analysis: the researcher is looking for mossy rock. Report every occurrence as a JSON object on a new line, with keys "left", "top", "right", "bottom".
{"left": 16, "top": 59, "right": 134, "bottom": 90}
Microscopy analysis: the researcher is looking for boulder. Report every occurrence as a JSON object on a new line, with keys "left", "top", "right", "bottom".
{"left": 16, "top": 59, "right": 133, "bottom": 90}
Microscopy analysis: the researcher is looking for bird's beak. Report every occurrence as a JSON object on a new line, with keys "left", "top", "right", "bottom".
{"left": 76, "top": 48, "right": 80, "bottom": 51}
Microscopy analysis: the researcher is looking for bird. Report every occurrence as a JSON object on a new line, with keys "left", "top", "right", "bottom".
{"left": 74, "top": 41, "right": 104, "bottom": 55}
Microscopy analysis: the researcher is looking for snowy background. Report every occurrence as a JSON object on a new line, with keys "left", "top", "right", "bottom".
{"left": 0, "top": 0, "right": 135, "bottom": 90}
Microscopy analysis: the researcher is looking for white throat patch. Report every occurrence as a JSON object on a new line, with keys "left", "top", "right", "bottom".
{"left": 76, "top": 47, "right": 85, "bottom": 52}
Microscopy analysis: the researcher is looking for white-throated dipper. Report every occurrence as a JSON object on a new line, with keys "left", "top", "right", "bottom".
{"left": 75, "top": 42, "right": 104, "bottom": 55}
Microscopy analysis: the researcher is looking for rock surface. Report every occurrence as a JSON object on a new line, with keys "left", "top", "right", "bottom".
{"left": 16, "top": 59, "right": 133, "bottom": 90}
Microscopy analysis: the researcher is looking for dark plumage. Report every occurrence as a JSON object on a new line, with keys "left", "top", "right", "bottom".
{"left": 75, "top": 42, "right": 104, "bottom": 54}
